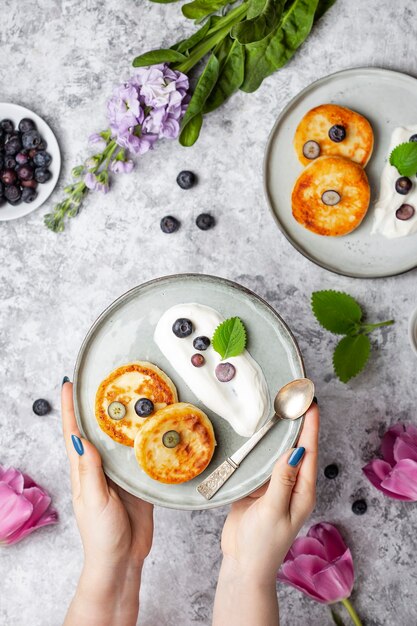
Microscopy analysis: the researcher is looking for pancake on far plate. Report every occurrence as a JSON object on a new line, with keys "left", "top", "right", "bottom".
{"left": 134, "top": 402, "right": 216, "bottom": 484}
{"left": 95, "top": 361, "right": 178, "bottom": 447}
{"left": 292, "top": 156, "right": 371, "bottom": 236}
{"left": 294, "top": 104, "right": 374, "bottom": 167}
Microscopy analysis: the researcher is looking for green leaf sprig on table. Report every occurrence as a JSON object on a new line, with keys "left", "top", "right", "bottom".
{"left": 137, "top": 0, "right": 337, "bottom": 146}
{"left": 212, "top": 316, "right": 247, "bottom": 359}
{"left": 389, "top": 141, "right": 417, "bottom": 177}
{"left": 311, "top": 290, "right": 394, "bottom": 383}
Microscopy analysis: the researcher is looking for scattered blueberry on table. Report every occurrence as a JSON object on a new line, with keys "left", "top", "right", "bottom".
{"left": 0, "top": 117, "right": 52, "bottom": 207}
{"left": 160, "top": 215, "right": 180, "bottom": 234}
{"left": 352, "top": 499, "right": 367, "bottom": 515}
{"left": 176, "top": 170, "right": 196, "bottom": 189}
{"left": 196, "top": 213, "right": 215, "bottom": 231}
{"left": 324, "top": 463, "right": 339, "bottom": 479}
{"left": 32, "top": 398, "right": 52, "bottom": 416}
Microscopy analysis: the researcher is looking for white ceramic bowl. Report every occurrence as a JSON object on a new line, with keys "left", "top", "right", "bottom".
{"left": 408, "top": 306, "right": 417, "bottom": 355}
{"left": 0, "top": 102, "right": 61, "bottom": 221}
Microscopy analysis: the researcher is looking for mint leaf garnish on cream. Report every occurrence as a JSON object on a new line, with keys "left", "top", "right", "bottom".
{"left": 212, "top": 317, "right": 247, "bottom": 360}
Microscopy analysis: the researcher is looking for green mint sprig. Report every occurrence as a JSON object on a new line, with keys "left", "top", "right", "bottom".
{"left": 389, "top": 141, "right": 417, "bottom": 177}
{"left": 311, "top": 290, "right": 394, "bottom": 383}
{"left": 212, "top": 317, "right": 247, "bottom": 360}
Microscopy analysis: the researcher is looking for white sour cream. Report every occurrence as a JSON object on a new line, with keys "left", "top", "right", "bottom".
{"left": 372, "top": 126, "right": 417, "bottom": 238}
{"left": 154, "top": 303, "right": 270, "bottom": 438}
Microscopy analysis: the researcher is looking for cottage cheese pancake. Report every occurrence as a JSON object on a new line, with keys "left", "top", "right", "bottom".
{"left": 95, "top": 361, "right": 178, "bottom": 447}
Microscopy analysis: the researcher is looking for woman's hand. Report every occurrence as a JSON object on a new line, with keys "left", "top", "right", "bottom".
{"left": 61, "top": 380, "right": 154, "bottom": 626}
{"left": 213, "top": 401, "right": 319, "bottom": 626}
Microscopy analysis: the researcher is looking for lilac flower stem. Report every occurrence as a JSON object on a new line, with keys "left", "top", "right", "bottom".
{"left": 340, "top": 598, "right": 363, "bottom": 626}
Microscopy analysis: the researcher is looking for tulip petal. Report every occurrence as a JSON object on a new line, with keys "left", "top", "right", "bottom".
{"left": 311, "top": 549, "right": 354, "bottom": 603}
{"left": 405, "top": 424, "right": 417, "bottom": 440}
{"left": 0, "top": 483, "right": 33, "bottom": 540}
{"left": 0, "top": 466, "right": 24, "bottom": 493}
{"left": 363, "top": 460, "right": 415, "bottom": 500}
{"left": 286, "top": 537, "right": 327, "bottom": 561}
{"left": 381, "top": 459, "right": 417, "bottom": 500}
{"left": 307, "top": 523, "right": 348, "bottom": 562}
{"left": 381, "top": 424, "right": 405, "bottom": 464}
{"left": 278, "top": 555, "right": 330, "bottom": 603}
{"left": 393, "top": 435, "right": 417, "bottom": 463}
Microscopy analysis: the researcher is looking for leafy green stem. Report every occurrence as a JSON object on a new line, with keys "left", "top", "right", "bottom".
{"left": 360, "top": 320, "right": 395, "bottom": 333}
{"left": 340, "top": 598, "right": 363, "bottom": 626}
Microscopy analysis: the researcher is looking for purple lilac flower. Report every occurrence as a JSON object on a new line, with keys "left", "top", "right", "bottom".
{"left": 84, "top": 172, "right": 97, "bottom": 190}
{"left": 88, "top": 133, "right": 107, "bottom": 152}
{"left": 106, "top": 64, "right": 189, "bottom": 154}
{"left": 110, "top": 159, "right": 135, "bottom": 174}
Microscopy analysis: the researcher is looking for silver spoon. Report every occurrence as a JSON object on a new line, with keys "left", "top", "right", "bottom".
{"left": 196, "top": 378, "right": 315, "bottom": 500}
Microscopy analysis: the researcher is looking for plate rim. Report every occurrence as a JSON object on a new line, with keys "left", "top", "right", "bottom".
{"left": 0, "top": 101, "right": 61, "bottom": 222}
{"left": 263, "top": 66, "right": 417, "bottom": 279}
{"left": 73, "top": 272, "right": 306, "bottom": 510}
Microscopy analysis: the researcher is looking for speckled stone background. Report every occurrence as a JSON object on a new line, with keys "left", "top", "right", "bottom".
{"left": 1, "top": 1, "right": 417, "bottom": 624}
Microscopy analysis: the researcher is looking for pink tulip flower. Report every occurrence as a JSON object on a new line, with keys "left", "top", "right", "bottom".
{"left": 362, "top": 423, "right": 417, "bottom": 501}
{"left": 278, "top": 522, "right": 354, "bottom": 603}
{"left": 0, "top": 464, "right": 58, "bottom": 545}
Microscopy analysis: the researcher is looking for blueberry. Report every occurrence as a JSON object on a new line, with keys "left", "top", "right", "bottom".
{"left": 4, "top": 155, "right": 16, "bottom": 169}
{"left": 18, "top": 118, "right": 36, "bottom": 133}
{"left": 134, "top": 398, "right": 154, "bottom": 417}
{"left": 4, "top": 184, "right": 21, "bottom": 205}
{"left": 324, "top": 463, "right": 339, "bottom": 479}
{"left": 33, "top": 151, "right": 52, "bottom": 168}
{"left": 4, "top": 136, "right": 22, "bottom": 156}
{"left": 352, "top": 499, "right": 367, "bottom": 515}
{"left": 172, "top": 318, "right": 193, "bottom": 338}
{"left": 193, "top": 336, "right": 210, "bottom": 351}
{"left": 21, "top": 186, "right": 38, "bottom": 203}
{"left": 191, "top": 353, "right": 205, "bottom": 367}
{"left": 32, "top": 398, "right": 52, "bottom": 416}
{"left": 176, "top": 170, "right": 196, "bottom": 189}
{"left": 21, "top": 178, "right": 38, "bottom": 189}
{"left": 321, "top": 190, "right": 341, "bottom": 206}
{"left": 34, "top": 167, "right": 51, "bottom": 184}
{"left": 409, "top": 134, "right": 417, "bottom": 142}
{"left": 302, "top": 140, "right": 320, "bottom": 159}
{"left": 22, "top": 130, "right": 42, "bottom": 150}
{"left": 215, "top": 362, "right": 236, "bottom": 382}
{"left": 196, "top": 213, "right": 215, "bottom": 231}
{"left": 16, "top": 164, "right": 34, "bottom": 181}
{"left": 1, "top": 168, "right": 17, "bottom": 185}
{"left": 15, "top": 151, "right": 30, "bottom": 165}
{"left": 395, "top": 176, "right": 412, "bottom": 195}
{"left": 107, "top": 401, "right": 126, "bottom": 420}
{"left": 38, "top": 140, "right": 47, "bottom": 151}
{"left": 0, "top": 119, "right": 14, "bottom": 134}
{"left": 162, "top": 430, "right": 181, "bottom": 448}
{"left": 328, "top": 124, "right": 346, "bottom": 142}
{"left": 396, "top": 203, "right": 415, "bottom": 221}
{"left": 160, "top": 215, "right": 180, "bottom": 234}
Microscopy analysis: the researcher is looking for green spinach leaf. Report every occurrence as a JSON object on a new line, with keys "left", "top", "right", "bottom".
{"left": 204, "top": 38, "right": 245, "bottom": 113}
{"left": 241, "top": 0, "right": 319, "bottom": 93}
{"left": 133, "top": 48, "right": 187, "bottom": 67}
{"left": 179, "top": 53, "right": 220, "bottom": 145}
{"left": 314, "top": 0, "right": 336, "bottom": 20}
{"left": 232, "top": 0, "right": 285, "bottom": 45}
{"left": 172, "top": 17, "right": 214, "bottom": 53}
{"left": 182, "top": 0, "right": 231, "bottom": 21}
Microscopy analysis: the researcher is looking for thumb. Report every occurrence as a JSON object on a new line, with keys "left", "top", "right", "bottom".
{"left": 71, "top": 434, "right": 110, "bottom": 510}
{"left": 263, "top": 446, "right": 305, "bottom": 518}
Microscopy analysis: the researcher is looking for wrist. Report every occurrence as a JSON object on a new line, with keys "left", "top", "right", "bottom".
{"left": 220, "top": 554, "right": 280, "bottom": 589}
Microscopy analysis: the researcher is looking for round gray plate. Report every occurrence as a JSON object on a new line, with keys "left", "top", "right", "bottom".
{"left": 264, "top": 67, "right": 417, "bottom": 278}
{"left": 74, "top": 274, "right": 305, "bottom": 510}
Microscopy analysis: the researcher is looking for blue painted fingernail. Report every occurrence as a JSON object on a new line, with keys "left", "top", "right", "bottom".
{"left": 288, "top": 447, "right": 305, "bottom": 467}
{"left": 313, "top": 396, "right": 318, "bottom": 405}
{"left": 62, "top": 376, "right": 70, "bottom": 387}
{"left": 71, "top": 434, "right": 84, "bottom": 456}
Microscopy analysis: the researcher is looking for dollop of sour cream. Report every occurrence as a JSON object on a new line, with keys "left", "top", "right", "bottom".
{"left": 372, "top": 126, "right": 417, "bottom": 238}
{"left": 154, "top": 303, "right": 270, "bottom": 438}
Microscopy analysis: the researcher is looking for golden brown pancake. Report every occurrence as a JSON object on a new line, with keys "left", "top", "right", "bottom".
{"left": 134, "top": 402, "right": 216, "bottom": 484}
{"left": 291, "top": 156, "right": 371, "bottom": 236}
{"left": 95, "top": 361, "right": 178, "bottom": 447}
{"left": 294, "top": 104, "right": 374, "bottom": 167}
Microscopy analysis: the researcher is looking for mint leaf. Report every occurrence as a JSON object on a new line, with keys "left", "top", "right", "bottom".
{"left": 333, "top": 334, "right": 371, "bottom": 383}
{"left": 311, "top": 290, "right": 362, "bottom": 335}
{"left": 212, "top": 317, "right": 247, "bottom": 360}
{"left": 389, "top": 142, "right": 417, "bottom": 177}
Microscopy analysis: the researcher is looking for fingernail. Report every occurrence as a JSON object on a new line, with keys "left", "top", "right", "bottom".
{"left": 62, "top": 376, "right": 70, "bottom": 387}
{"left": 71, "top": 434, "right": 84, "bottom": 456}
{"left": 313, "top": 396, "right": 318, "bottom": 405}
{"left": 288, "top": 446, "right": 305, "bottom": 467}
